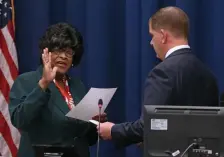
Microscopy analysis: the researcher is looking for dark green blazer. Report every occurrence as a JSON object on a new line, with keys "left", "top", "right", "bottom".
{"left": 8, "top": 66, "right": 97, "bottom": 157}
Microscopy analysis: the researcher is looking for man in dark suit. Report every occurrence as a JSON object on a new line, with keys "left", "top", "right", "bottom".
{"left": 97, "top": 6, "right": 219, "bottom": 148}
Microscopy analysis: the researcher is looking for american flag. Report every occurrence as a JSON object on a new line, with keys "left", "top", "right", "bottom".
{"left": 0, "top": 0, "right": 20, "bottom": 156}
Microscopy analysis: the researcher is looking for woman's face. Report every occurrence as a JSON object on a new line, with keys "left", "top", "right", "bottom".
{"left": 50, "top": 48, "right": 74, "bottom": 75}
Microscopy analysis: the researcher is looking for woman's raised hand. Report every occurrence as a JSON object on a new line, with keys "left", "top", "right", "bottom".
{"left": 39, "top": 48, "right": 58, "bottom": 89}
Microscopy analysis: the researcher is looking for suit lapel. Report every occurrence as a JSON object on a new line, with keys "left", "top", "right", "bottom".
{"left": 48, "top": 82, "right": 70, "bottom": 114}
{"left": 68, "top": 78, "right": 81, "bottom": 106}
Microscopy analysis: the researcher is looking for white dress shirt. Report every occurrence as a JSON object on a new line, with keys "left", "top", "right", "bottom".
{"left": 165, "top": 45, "right": 190, "bottom": 58}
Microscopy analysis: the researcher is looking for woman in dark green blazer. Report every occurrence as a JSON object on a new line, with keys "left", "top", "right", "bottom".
{"left": 8, "top": 23, "right": 105, "bottom": 157}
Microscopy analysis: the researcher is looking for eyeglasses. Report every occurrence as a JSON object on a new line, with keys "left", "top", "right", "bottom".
{"left": 51, "top": 49, "right": 75, "bottom": 58}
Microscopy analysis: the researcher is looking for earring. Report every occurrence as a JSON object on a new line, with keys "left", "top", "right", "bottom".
{"left": 72, "top": 64, "right": 74, "bottom": 67}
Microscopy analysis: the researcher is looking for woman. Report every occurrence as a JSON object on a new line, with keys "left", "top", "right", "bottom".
{"left": 9, "top": 23, "right": 106, "bottom": 157}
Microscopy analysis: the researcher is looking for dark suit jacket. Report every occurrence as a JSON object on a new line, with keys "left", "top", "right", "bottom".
{"left": 111, "top": 48, "right": 219, "bottom": 148}
{"left": 9, "top": 66, "right": 97, "bottom": 157}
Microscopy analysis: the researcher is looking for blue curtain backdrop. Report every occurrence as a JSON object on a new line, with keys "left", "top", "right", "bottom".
{"left": 14, "top": 0, "right": 224, "bottom": 157}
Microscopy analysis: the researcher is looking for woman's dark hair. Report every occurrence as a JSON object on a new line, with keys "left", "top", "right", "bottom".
{"left": 39, "top": 22, "right": 84, "bottom": 66}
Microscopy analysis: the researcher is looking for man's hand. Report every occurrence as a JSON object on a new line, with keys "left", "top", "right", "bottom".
{"left": 97, "top": 122, "right": 115, "bottom": 140}
{"left": 92, "top": 112, "right": 107, "bottom": 123}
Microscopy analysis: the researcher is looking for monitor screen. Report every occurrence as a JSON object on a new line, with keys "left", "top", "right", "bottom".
{"left": 143, "top": 105, "right": 224, "bottom": 157}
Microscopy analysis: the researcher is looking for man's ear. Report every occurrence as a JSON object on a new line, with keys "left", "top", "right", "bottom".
{"left": 160, "top": 29, "right": 167, "bottom": 44}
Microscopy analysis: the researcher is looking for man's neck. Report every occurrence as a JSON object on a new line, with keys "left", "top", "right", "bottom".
{"left": 160, "top": 40, "right": 189, "bottom": 60}
{"left": 166, "top": 39, "right": 189, "bottom": 52}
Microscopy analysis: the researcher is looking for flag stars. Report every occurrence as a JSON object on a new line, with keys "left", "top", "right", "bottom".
{"left": 0, "top": 0, "right": 12, "bottom": 28}
{"left": 4, "top": 2, "right": 8, "bottom": 7}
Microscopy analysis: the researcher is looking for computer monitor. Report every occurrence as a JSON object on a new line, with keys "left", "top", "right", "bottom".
{"left": 143, "top": 105, "right": 224, "bottom": 157}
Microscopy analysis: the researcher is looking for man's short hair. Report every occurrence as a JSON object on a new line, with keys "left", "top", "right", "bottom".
{"left": 150, "top": 6, "right": 189, "bottom": 39}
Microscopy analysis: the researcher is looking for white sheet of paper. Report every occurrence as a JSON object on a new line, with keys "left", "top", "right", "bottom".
{"left": 66, "top": 87, "right": 117, "bottom": 122}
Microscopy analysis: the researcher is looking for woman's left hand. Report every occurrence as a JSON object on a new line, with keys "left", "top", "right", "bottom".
{"left": 92, "top": 113, "right": 107, "bottom": 122}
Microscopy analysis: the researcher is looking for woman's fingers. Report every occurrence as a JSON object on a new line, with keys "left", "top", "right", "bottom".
{"left": 42, "top": 48, "right": 50, "bottom": 65}
{"left": 48, "top": 52, "right": 52, "bottom": 65}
